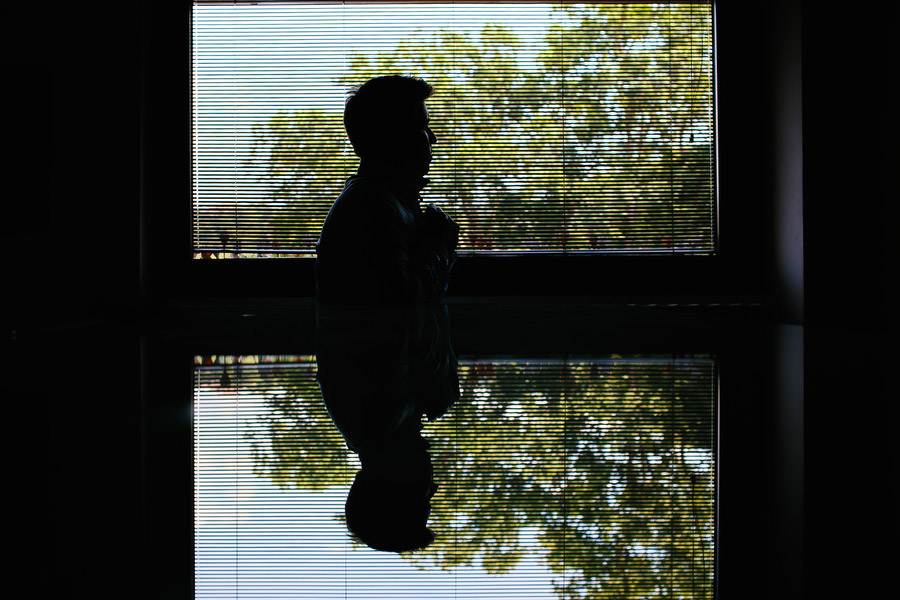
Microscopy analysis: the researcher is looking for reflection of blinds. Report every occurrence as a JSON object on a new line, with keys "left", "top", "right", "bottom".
{"left": 194, "top": 355, "right": 716, "bottom": 598}
{"left": 192, "top": 1, "right": 715, "bottom": 257}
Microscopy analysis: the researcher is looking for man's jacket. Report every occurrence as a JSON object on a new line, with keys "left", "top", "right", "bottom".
{"left": 316, "top": 166, "right": 455, "bottom": 305}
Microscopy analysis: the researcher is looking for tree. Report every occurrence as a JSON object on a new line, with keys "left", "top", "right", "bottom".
{"left": 244, "top": 3, "right": 715, "bottom": 254}
{"left": 241, "top": 357, "right": 716, "bottom": 599}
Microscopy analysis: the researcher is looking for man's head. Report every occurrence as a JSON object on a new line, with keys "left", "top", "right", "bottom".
{"left": 344, "top": 75, "right": 437, "bottom": 176}
{"left": 344, "top": 469, "right": 436, "bottom": 553}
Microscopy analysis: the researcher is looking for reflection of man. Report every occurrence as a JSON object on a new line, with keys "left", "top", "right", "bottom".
{"left": 316, "top": 306, "right": 459, "bottom": 552}
{"left": 316, "top": 75, "right": 459, "bottom": 305}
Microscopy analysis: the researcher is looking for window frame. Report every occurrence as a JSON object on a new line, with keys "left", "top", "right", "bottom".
{"left": 141, "top": 0, "right": 774, "bottom": 302}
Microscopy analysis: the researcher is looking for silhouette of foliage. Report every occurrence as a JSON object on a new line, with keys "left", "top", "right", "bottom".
{"left": 243, "top": 357, "right": 716, "bottom": 598}
{"left": 241, "top": 4, "right": 714, "bottom": 254}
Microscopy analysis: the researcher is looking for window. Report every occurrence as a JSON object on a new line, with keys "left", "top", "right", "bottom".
{"left": 191, "top": 1, "right": 716, "bottom": 259}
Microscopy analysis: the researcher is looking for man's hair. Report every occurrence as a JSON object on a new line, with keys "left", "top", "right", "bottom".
{"left": 344, "top": 75, "right": 434, "bottom": 158}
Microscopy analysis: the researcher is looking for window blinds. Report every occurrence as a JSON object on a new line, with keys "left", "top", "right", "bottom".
{"left": 194, "top": 355, "right": 716, "bottom": 598}
{"left": 192, "top": 1, "right": 715, "bottom": 258}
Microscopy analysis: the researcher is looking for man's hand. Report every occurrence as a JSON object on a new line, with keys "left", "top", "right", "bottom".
{"left": 422, "top": 203, "right": 459, "bottom": 251}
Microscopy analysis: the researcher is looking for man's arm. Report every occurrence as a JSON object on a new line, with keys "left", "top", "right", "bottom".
{"left": 413, "top": 203, "right": 459, "bottom": 303}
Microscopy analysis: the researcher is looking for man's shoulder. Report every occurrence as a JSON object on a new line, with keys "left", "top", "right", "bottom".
{"left": 319, "top": 176, "right": 412, "bottom": 250}
{"left": 340, "top": 175, "right": 396, "bottom": 205}
{"left": 330, "top": 175, "right": 413, "bottom": 226}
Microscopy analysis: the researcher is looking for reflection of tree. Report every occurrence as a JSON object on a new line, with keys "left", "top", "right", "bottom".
{"left": 239, "top": 359, "right": 356, "bottom": 491}
{"left": 247, "top": 110, "right": 355, "bottom": 254}
{"left": 237, "top": 4, "right": 714, "bottom": 255}
{"left": 245, "top": 357, "right": 715, "bottom": 599}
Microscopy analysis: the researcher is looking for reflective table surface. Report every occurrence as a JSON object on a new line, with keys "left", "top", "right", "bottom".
{"left": 13, "top": 300, "right": 822, "bottom": 599}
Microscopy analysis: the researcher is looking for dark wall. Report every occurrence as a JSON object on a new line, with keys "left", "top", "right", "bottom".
{"left": 802, "top": 3, "right": 896, "bottom": 599}
{"left": 5, "top": 6, "right": 144, "bottom": 596}
{"left": 6, "top": 2, "right": 142, "bottom": 328}
{"left": 803, "top": 5, "right": 896, "bottom": 327}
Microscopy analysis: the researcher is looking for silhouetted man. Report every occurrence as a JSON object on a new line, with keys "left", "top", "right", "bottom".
{"left": 316, "top": 76, "right": 459, "bottom": 305}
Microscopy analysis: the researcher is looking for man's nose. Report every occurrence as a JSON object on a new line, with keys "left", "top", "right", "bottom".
{"left": 428, "top": 128, "right": 437, "bottom": 145}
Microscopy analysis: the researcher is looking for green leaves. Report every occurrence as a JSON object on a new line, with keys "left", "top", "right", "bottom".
{"left": 244, "top": 3, "right": 715, "bottom": 254}
{"left": 244, "top": 358, "right": 716, "bottom": 597}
